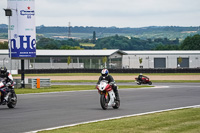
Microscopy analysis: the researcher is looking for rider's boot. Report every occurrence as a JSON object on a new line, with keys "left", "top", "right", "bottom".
{"left": 2, "top": 99, "right": 6, "bottom": 105}
{"left": 114, "top": 89, "right": 120, "bottom": 101}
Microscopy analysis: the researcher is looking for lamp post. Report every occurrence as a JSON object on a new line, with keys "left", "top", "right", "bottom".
{"left": 4, "top": 8, "right": 12, "bottom": 74}
{"left": 3, "top": 58, "right": 6, "bottom": 67}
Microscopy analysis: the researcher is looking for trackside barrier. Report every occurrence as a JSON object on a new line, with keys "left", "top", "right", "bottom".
{"left": 18, "top": 68, "right": 200, "bottom": 74}
{"left": 14, "top": 78, "right": 51, "bottom": 89}
{"left": 13, "top": 79, "right": 21, "bottom": 89}
{"left": 37, "top": 78, "right": 40, "bottom": 88}
{"left": 28, "top": 78, "right": 51, "bottom": 89}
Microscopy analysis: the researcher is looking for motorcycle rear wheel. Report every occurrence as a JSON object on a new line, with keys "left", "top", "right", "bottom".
{"left": 100, "top": 94, "right": 108, "bottom": 110}
{"left": 7, "top": 91, "right": 17, "bottom": 108}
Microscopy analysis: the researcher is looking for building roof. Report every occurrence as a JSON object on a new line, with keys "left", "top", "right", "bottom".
{"left": 124, "top": 50, "right": 200, "bottom": 55}
{"left": 1, "top": 50, "right": 200, "bottom": 56}
{"left": 0, "top": 49, "right": 126, "bottom": 56}
{"left": 37, "top": 49, "right": 126, "bottom": 56}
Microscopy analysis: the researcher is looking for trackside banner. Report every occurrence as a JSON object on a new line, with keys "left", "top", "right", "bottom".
{"left": 7, "top": 0, "right": 36, "bottom": 58}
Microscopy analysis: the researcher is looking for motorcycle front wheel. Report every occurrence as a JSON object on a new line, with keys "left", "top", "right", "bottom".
{"left": 113, "top": 100, "right": 120, "bottom": 109}
{"left": 7, "top": 91, "right": 17, "bottom": 108}
{"left": 148, "top": 81, "right": 152, "bottom": 85}
{"left": 100, "top": 94, "right": 108, "bottom": 110}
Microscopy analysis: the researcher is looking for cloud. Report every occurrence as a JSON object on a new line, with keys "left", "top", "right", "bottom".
{"left": 1, "top": 0, "right": 200, "bottom": 27}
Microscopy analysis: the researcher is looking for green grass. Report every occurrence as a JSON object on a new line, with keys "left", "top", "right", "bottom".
{"left": 51, "top": 80, "right": 98, "bottom": 83}
{"left": 152, "top": 80, "right": 200, "bottom": 83}
{"left": 15, "top": 85, "right": 151, "bottom": 94}
{"left": 51, "top": 80, "right": 200, "bottom": 83}
{"left": 13, "top": 73, "right": 101, "bottom": 77}
{"left": 38, "top": 108, "right": 200, "bottom": 133}
{"left": 80, "top": 43, "right": 95, "bottom": 47}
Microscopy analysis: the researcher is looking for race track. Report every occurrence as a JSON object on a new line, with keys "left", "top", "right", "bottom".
{"left": 0, "top": 83, "right": 200, "bottom": 133}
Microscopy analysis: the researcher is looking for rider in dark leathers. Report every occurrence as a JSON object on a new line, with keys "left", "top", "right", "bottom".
{"left": 97, "top": 69, "right": 120, "bottom": 101}
{"left": 138, "top": 73, "right": 143, "bottom": 82}
{"left": 0, "top": 67, "right": 14, "bottom": 104}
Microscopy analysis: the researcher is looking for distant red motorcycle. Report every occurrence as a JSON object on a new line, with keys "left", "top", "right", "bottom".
{"left": 135, "top": 76, "right": 152, "bottom": 85}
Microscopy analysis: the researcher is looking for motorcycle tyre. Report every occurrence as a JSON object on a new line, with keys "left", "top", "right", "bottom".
{"left": 137, "top": 81, "right": 141, "bottom": 85}
{"left": 7, "top": 91, "right": 17, "bottom": 108}
{"left": 148, "top": 81, "right": 152, "bottom": 85}
{"left": 113, "top": 100, "right": 120, "bottom": 109}
{"left": 100, "top": 94, "right": 108, "bottom": 110}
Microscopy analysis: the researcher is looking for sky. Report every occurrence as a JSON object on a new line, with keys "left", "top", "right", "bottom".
{"left": 0, "top": 0, "right": 200, "bottom": 28}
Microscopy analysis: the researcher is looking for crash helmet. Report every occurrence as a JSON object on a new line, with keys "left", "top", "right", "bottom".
{"left": 0, "top": 67, "right": 7, "bottom": 74}
{"left": 139, "top": 73, "right": 143, "bottom": 76}
{"left": 101, "top": 69, "right": 109, "bottom": 76}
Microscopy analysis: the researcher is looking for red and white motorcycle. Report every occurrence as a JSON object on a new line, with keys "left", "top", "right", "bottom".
{"left": 96, "top": 80, "right": 120, "bottom": 110}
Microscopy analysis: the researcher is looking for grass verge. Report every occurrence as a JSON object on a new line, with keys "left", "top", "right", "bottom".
{"left": 38, "top": 108, "right": 200, "bottom": 133}
{"left": 15, "top": 85, "right": 151, "bottom": 94}
{"left": 152, "top": 80, "right": 200, "bottom": 83}
{"left": 51, "top": 80, "right": 200, "bottom": 83}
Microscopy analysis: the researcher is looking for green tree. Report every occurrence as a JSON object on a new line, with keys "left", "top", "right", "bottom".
{"left": 139, "top": 58, "right": 143, "bottom": 64}
{"left": 102, "top": 56, "right": 107, "bottom": 68}
{"left": 180, "top": 34, "right": 200, "bottom": 50}
{"left": 92, "top": 31, "right": 96, "bottom": 44}
{"left": 60, "top": 45, "right": 84, "bottom": 50}
{"left": 67, "top": 56, "right": 71, "bottom": 65}
{"left": 0, "top": 41, "right": 8, "bottom": 49}
{"left": 36, "top": 37, "right": 80, "bottom": 49}
{"left": 43, "top": 43, "right": 59, "bottom": 49}
{"left": 178, "top": 56, "right": 182, "bottom": 64}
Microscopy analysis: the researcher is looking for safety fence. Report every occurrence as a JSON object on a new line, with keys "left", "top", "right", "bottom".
{"left": 18, "top": 68, "right": 200, "bottom": 74}
{"left": 14, "top": 78, "right": 51, "bottom": 89}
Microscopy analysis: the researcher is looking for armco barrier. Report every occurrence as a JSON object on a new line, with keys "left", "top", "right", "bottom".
{"left": 14, "top": 78, "right": 51, "bottom": 88}
{"left": 28, "top": 78, "right": 51, "bottom": 88}
{"left": 18, "top": 68, "right": 200, "bottom": 74}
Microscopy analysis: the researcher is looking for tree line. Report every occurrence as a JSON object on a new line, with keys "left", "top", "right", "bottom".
{"left": 1, "top": 34, "right": 200, "bottom": 50}
{"left": 35, "top": 34, "right": 200, "bottom": 50}
{"left": 1, "top": 24, "right": 200, "bottom": 34}
{"left": 35, "top": 26, "right": 200, "bottom": 34}
{"left": 94, "top": 35, "right": 180, "bottom": 50}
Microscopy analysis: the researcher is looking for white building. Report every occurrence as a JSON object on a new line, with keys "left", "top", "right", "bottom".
{"left": 123, "top": 51, "right": 200, "bottom": 68}
{"left": 0, "top": 49, "right": 125, "bottom": 73}
{"left": 0, "top": 50, "right": 200, "bottom": 74}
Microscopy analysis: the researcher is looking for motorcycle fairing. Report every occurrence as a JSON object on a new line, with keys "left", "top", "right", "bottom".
{"left": 108, "top": 90, "right": 116, "bottom": 106}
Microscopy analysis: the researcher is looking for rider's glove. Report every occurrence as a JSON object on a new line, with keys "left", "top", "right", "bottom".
{"left": 6, "top": 82, "right": 11, "bottom": 87}
{"left": 96, "top": 84, "right": 99, "bottom": 89}
{"left": 109, "top": 83, "right": 113, "bottom": 86}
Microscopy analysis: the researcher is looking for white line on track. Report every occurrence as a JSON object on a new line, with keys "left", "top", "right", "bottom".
{"left": 25, "top": 104, "right": 200, "bottom": 133}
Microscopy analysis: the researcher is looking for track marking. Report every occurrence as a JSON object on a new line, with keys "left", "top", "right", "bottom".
{"left": 25, "top": 104, "right": 200, "bottom": 133}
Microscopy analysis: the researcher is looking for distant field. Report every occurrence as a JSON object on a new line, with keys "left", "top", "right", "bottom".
{"left": 80, "top": 43, "right": 95, "bottom": 47}
{"left": 40, "top": 32, "right": 194, "bottom": 40}
{"left": 0, "top": 39, "right": 7, "bottom": 42}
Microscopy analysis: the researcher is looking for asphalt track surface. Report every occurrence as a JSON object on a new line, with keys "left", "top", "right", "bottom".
{"left": 0, "top": 83, "right": 200, "bottom": 133}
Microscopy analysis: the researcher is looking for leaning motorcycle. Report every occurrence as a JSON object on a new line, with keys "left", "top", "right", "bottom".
{"left": 135, "top": 76, "right": 152, "bottom": 85}
{"left": 96, "top": 80, "right": 120, "bottom": 110}
{"left": 0, "top": 78, "right": 17, "bottom": 108}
